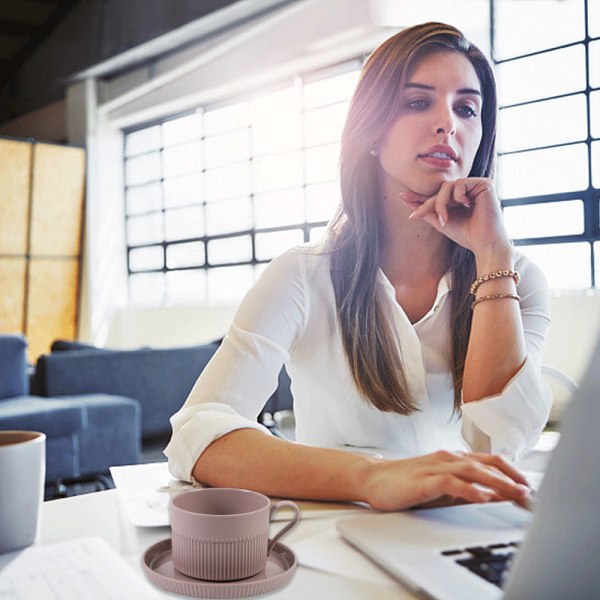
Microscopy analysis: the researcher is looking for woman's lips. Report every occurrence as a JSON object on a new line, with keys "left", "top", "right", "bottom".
{"left": 418, "top": 154, "right": 456, "bottom": 169}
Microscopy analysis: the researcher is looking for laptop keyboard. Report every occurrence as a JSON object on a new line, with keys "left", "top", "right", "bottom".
{"left": 441, "top": 541, "right": 520, "bottom": 588}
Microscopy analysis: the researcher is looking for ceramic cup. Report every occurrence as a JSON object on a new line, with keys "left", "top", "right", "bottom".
{"left": 170, "top": 488, "right": 301, "bottom": 581}
{"left": 0, "top": 431, "right": 46, "bottom": 555}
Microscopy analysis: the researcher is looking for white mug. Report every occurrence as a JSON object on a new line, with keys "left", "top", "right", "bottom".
{"left": 0, "top": 431, "right": 46, "bottom": 554}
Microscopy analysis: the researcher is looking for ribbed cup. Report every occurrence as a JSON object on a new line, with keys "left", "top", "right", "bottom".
{"left": 170, "top": 489, "right": 300, "bottom": 582}
{"left": 171, "top": 530, "right": 267, "bottom": 580}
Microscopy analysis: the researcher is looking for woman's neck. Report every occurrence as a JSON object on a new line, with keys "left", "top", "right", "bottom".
{"left": 378, "top": 192, "right": 451, "bottom": 288}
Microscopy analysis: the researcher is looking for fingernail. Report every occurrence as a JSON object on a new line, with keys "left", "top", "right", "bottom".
{"left": 408, "top": 211, "right": 416, "bottom": 220}
{"left": 438, "top": 214, "right": 446, "bottom": 227}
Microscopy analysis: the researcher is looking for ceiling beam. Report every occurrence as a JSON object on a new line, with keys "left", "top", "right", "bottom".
{"left": 0, "top": 21, "right": 39, "bottom": 37}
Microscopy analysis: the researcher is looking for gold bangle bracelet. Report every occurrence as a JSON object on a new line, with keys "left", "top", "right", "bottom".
{"left": 470, "top": 269, "right": 520, "bottom": 295}
{"left": 471, "top": 293, "right": 521, "bottom": 309}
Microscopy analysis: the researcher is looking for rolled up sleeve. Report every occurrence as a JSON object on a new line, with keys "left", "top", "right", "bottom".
{"left": 164, "top": 249, "right": 308, "bottom": 482}
{"left": 461, "top": 254, "right": 552, "bottom": 461}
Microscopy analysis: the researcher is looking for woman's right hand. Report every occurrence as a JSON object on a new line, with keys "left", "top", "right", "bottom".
{"left": 362, "top": 450, "right": 531, "bottom": 511}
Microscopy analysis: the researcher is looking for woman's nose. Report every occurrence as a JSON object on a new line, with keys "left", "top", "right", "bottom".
{"left": 433, "top": 105, "right": 456, "bottom": 136}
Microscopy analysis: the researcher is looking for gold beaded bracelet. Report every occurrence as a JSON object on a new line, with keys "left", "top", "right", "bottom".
{"left": 470, "top": 269, "right": 520, "bottom": 296}
{"left": 471, "top": 293, "right": 521, "bottom": 309}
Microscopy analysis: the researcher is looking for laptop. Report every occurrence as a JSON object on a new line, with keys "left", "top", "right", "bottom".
{"left": 337, "top": 339, "right": 600, "bottom": 600}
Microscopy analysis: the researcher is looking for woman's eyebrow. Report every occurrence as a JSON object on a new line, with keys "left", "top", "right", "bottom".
{"left": 404, "top": 82, "right": 482, "bottom": 97}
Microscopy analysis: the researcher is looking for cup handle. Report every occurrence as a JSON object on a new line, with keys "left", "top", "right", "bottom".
{"left": 267, "top": 500, "right": 301, "bottom": 555}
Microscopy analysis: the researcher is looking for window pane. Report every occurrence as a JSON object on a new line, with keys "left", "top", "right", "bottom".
{"left": 494, "top": 0, "right": 585, "bottom": 61}
{"left": 254, "top": 188, "right": 304, "bottom": 228}
{"left": 125, "top": 126, "right": 161, "bottom": 157}
{"left": 591, "top": 0, "right": 600, "bottom": 38}
{"left": 593, "top": 141, "right": 600, "bottom": 189}
{"left": 205, "top": 162, "right": 252, "bottom": 201}
{"left": 129, "top": 272, "right": 165, "bottom": 304}
{"left": 255, "top": 229, "right": 304, "bottom": 261}
{"left": 305, "top": 143, "right": 339, "bottom": 184}
{"left": 166, "top": 241, "right": 205, "bottom": 269}
{"left": 125, "top": 152, "right": 161, "bottom": 186}
{"left": 129, "top": 246, "right": 164, "bottom": 272}
{"left": 208, "top": 235, "right": 253, "bottom": 264}
{"left": 498, "top": 95, "right": 587, "bottom": 153}
{"left": 251, "top": 87, "right": 302, "bottom": 155}
{"left": 165, "top": 206, "right": 204, "bottom": 240}
{"left": 204, "top": 102, "right": 249, "bottom": 136}
{"left": 206, "top": 197, "right": 252, "bottom": 235}
{"left": 303, "top": 69, "right": 359, "bottom": 110}
{"left": 497, "top": 45, "right": 586, "bottom": 106}
{"left": 207, "top": 265, "right": 254, "bottom": 303}
{"left": 127, "top": 212, "right": 163, "bottom": 245}
{"left": 305, "top": 182, "right": 340, "bottom": 222}
{"left": 518, "top": 242, "right": 591, "bottom": 288}
{"left": 498, "top": 143, "right": 588, "bottom": 198}
{"left": 126, "top": 182, "right": 162, "bottom": 215}
{"left": 591, "top": 91, "right": 600, "bottom": 139}
{"left": 253, "top": 151, "right": 303, "bottom": 193}
{"left": 166, "top": 269, "right": 206, "bottom": 303}
{"left": 163, "top": 113, "right": 202, "bottom": 146}
{"left": 504, "top": 200, "right": 584, "bottom": 239}
{"left": 591, "top": 40, "right": 600, "bottom": 89}
{"left": 304, "top": 103, "right": 348, "bottom": 146}
{"left": 309, "top": 226, "right": 327, "bottom": 243}
{"left": 163, "top": 173, "right": 203, "bottom": 208}
{"left": 205, "top": 129, "right": 251, "bottom": 169}
{"left": 162, "top": 141, "right": 202, "bottom": 177}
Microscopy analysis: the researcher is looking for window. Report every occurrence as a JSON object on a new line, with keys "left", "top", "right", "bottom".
{"left": 494, "top": 0, "right": 599, "bottom": 289}
{"left": 123, "top": 66, "right": 359, "bottom": 305}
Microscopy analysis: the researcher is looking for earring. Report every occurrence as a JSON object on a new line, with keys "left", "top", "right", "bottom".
{"left": 369, "top": 148, "right": 378, "bottom": 156}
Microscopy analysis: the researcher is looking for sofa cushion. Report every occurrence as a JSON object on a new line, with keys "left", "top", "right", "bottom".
{"left": 0, "top": 335, "right": 28, "bottom": 399}
{"left": 0, "top": 396, "right": 84, "bottom": 436}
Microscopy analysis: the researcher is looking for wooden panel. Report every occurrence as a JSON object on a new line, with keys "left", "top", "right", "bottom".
{"left": 29, "top": 143, "right": 85, "bottom": 256}
{"left": 0, "top": 257, "right": 26, "bottom": 333}
{"left": 0, "top": 139, "right": 32, "bottom": 254}
{"left": 26, "top": 258, "right": 79, "bottom": 361}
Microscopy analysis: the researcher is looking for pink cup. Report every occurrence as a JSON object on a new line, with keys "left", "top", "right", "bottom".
{"left": 169, "top": 488, "right": 300, "bottom": 581}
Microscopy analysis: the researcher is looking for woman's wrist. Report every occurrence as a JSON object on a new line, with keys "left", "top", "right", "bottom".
{"left": 474, "top": 242, "right": 515, "bottom": 275}
{"left": 354, "top": 456, "right": 385, "bottom": 506}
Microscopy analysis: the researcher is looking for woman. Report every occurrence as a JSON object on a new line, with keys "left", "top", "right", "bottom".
{"left": 165, "top": 22, "right": 551, "bottom": 511}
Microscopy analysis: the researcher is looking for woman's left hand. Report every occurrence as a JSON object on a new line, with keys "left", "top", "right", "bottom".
{"left": 401, "top": 177, "right": 511, "bottom": 258}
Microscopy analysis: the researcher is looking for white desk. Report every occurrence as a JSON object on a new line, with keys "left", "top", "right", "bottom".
{"left": 40, "top": 489, "right": 413, "bottom": 599}
{"left": 33, "top": 433, "right": 556, "bottom": 599}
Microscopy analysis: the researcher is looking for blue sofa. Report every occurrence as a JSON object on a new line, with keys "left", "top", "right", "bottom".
{"left": 34, "top": 340, "right": 293, "bottom": 443}
{"left": 0, "top": 335, "right": 141, "bottom": 484}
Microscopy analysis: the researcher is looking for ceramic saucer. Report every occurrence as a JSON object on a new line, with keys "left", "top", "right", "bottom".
{"left": 142, "top": 538, "right": 297, "bottom": 599}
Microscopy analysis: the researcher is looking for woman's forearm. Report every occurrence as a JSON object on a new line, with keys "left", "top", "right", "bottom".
{"left": 462, "top": 246, "right": 527, "bottom": 403}
{"left": 193, "top": 428, "right": 373, "bottom": 503}
{"left": 192, "top": 428, "right": 532, "bottom": 510}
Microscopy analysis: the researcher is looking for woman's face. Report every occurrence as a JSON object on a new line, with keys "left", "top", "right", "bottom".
{"left": 377, "top": 51, "right": 484, "bottom": 197}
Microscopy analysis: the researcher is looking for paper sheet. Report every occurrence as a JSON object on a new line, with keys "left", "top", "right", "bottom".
{"left": 110, "top": 462, "right": 183, "bottom": 527}
{"left": 293, "top": 524, "right": 394, "bottom": 586}
{"left": 0, "top": 537, "right": 161, "bottom": 600}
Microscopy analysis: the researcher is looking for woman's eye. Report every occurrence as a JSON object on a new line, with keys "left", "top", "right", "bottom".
{"left": 407, "top": 99, "right": 429, "bottom": 110}
{"left": 455, "top": 105, "right": 478, "bottom": 118}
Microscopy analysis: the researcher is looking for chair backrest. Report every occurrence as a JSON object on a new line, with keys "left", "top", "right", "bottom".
{"left": 0, "top": 335, "right": 28, "bottom": 400}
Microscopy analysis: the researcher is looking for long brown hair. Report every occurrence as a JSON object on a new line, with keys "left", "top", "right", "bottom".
{"left": 329, "top": 22, "right": 497, "bottom": 414}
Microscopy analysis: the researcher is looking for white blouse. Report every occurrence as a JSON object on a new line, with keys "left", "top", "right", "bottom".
{"left": 165, "top": 243, "right": 552, "bottom": 482}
